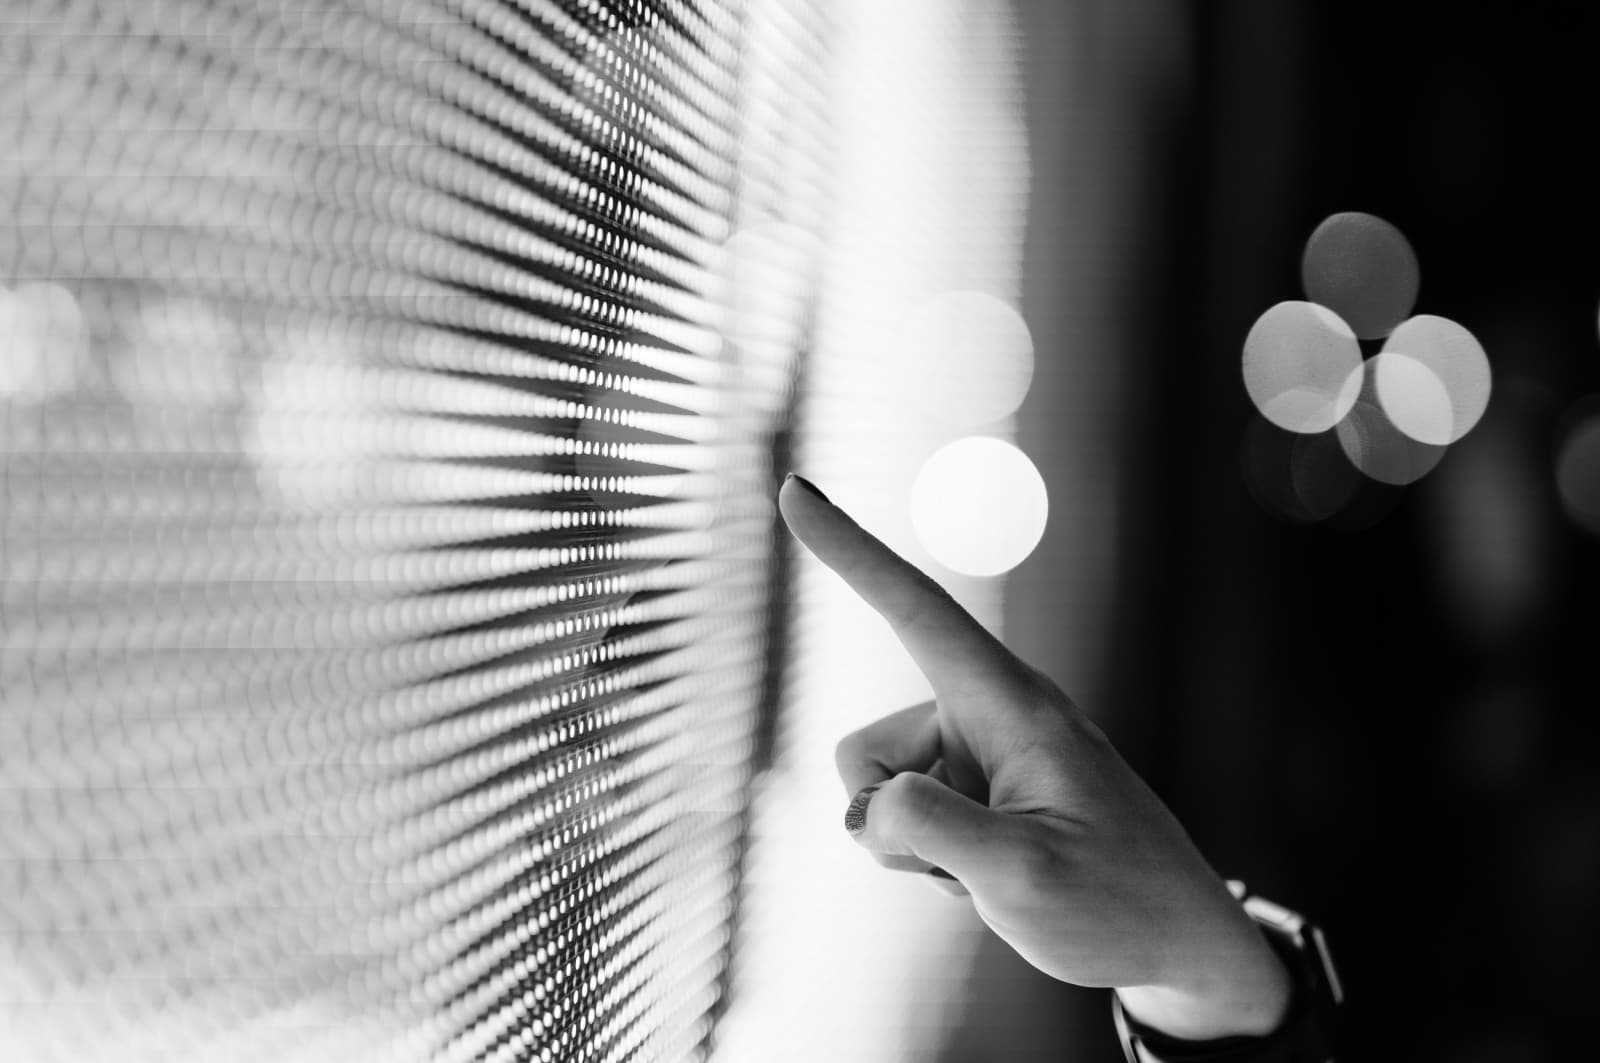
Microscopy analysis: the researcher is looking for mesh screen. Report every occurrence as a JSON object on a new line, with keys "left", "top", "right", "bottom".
{"left": 1, "top": 1, "right": 826, "bottom": 1060}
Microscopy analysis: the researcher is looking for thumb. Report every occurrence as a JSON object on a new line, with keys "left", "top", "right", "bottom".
{"left": 844, "top": 771, "right": 1009, "bottom": 885}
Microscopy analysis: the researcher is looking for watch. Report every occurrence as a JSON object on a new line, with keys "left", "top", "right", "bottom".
{"left": 1110, "top": 881, "right": 1343, "bottom": 1062}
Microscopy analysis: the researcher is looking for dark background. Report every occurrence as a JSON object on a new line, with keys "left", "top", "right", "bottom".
{"left": 954, "top": 2, "right": 1600, "bottom": 1059}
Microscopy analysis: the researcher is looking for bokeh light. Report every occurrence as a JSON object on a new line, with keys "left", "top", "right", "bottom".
{"left": 910, "top": 437, "right": 1048, "bottom": 577}
{"left": 1300, "top": 211, "right": 1420, "bottom": 340}
{"left": 1371, "top": 350, "right": 1455, "bottom": 447}
{"left": 247, "top": 330, "right": 378, "bottom": 510}
{"left": 1241, "top": 416, "right": 1363, "bottom": 524}
{"left": 1336, "top": 360, "right": 1449, "bottom": 486}
{"left": 1378, "top": 314, "right": 1492, "bottom": 445}
{"left": 1555, "top": 403, "right": 1600, "bottom": 535}
{"left": 1242, "top": 300, "right": 1364, "bottom": 434}
{"left": 888, "top": 290, "right": 1035, "bottom": 427}
{"left": 0, "top": 282, "right": 89, "bottom": 403}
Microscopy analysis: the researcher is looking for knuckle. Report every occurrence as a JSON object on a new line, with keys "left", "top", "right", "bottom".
{"left": 886, "top": 768, "right": 933, "bottom": 802}
{"left": 871, "top": 772, "right": 928, "bottom": 835}
{"left": 833, "top": 732, "right": 863, "bottom": 770}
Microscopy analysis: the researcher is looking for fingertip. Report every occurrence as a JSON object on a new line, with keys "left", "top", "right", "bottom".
{"left": 775, "top": 474, "right": 804, "bottom": 524}
{"left": 842, "top": 783, "right": 879, "bottom": 836}
{"left": 779, "top": 472, "right": 831, "bottom": 513}
{"left": 777, "top": 474, "right": 839, "bottom": 551}
{"left": 788, "top": 474, "right": 830, "bottom": 504}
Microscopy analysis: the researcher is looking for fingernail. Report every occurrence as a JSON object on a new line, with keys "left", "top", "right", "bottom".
{"left": 787, "top": 473, "right": 830, "bottom": 504}
{"left": 843, "top": 785, "right": 878, "bottom": 834}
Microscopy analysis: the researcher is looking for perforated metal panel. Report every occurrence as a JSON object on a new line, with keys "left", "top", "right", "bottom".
{"left": 0, "top": 2, "right": 827, "bottom": 1060}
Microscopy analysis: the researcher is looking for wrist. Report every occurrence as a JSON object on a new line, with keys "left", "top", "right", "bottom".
{"left": 1116, "top": 909, "right": 1292, "bottom": 1040}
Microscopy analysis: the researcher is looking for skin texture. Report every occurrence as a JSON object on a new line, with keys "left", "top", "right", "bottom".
{"left": 778, "top": 475, "right": 1291, "bottom": 1041}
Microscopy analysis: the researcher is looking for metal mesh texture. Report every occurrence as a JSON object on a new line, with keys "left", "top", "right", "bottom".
{"left": 0, "top": 1, "right": 829, "bottom": 1060}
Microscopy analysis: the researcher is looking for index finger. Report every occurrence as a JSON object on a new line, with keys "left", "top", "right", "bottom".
{"left": 777, "top": 475, "right": 1018, "bottom": 692}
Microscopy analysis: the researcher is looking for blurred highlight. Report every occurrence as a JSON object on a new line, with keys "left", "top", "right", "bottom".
{"left": 1379, "top": 314, "right": 1492, "bottom": 445}
{"left": 713, "top": 1, "right": 1031, "bottom": 1060}
{"left": 0, "top": 282, "right": 90, "bottom": 402}
{"left": 888, "top": 290, "right": 1036, "bottom": 428}
{"left": 1300, "top": 211, "right": 1420, "bottom": 340}
{"left": 1240, "top": 214, "right": 1493, "bottom": 520}
{"left": 911, "top": 437, "right": 1049, "bottom": 578}
{"left": 1556, "top": 401, "right": 1600, "bottom": 535}
{"left": 1242, "top": 300, "right": 1363, "bottom": 434}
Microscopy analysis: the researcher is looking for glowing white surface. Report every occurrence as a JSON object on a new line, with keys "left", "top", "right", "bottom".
{"left": 110, "top": 297, "right": 240, "bottom": 407}
{"left": 888, "top": 290, "right": 1035, "bottom": 427}
{"left": 0, "top": 282, "right": 88, "bottom": 403}
{"left": 712, "top": 0, "right": 1030, "bottom": 1060}
{"left": 911, "top": 437, "right": 1049, "bottom": 577}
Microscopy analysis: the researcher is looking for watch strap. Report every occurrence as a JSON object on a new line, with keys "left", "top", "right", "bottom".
{"left": 1111, "top": 884, "right": 1341, "bottom": 1063}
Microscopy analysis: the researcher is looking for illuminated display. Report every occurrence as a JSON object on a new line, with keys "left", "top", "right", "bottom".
{"left": 2, "top": 0, "right": 1037, "bottom": 1058}
{"left": 712, "top": 2, "right": 1037, "bottom": 1060}
{"left": 0, "top": 1, "right": 824, "bottom": 1060}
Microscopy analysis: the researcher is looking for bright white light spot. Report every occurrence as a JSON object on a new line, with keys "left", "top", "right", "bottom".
{"left": 1379, "top": 314, "right": 1491, "bottom": 444}
{"left": 0, "top": 282, "right": 89, "bottom": 402}
{"left": 1300, "top": 211, "right": 1420, "bottom": 340}
{"left": 910, "top": 437, "right": 1047, "bottom": 577}
{"left": 1556, "top": 408, "right": 1600, "bottom": 536}
{"left": 1372, "top": 351, "right": 1454, "bottom": 446}
{"left": 1242, "top": 301, "right": 1363, "bottom": 434}
{"left": 249, "top": 332, "right": 379, "bottom": 508}
{"left": 1336, "top": 363, "right": 1448, "bottom": 486}
{"left": 889, "top": 291, "right": 1034, "bottom": 427}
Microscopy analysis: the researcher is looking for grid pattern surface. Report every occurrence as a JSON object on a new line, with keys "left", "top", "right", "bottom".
{"left": 0, "top": 2, "right": 826, "bottom": 1060}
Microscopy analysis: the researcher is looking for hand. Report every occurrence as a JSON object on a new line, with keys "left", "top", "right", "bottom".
{"left": 778, "top": 475, "right": 1291, "bottom": 1041}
